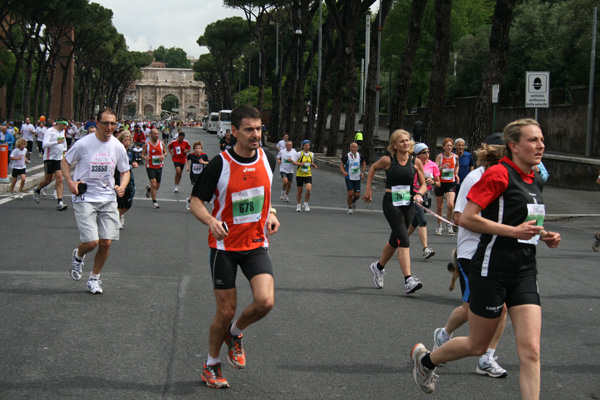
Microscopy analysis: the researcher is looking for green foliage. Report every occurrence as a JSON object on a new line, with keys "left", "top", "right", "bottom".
{"left": 153, "top": 46, "right": 191, "bottom": 68}
{"left": 448, "top": 0, "right": 600, "bottom": 103}
{"left": 0, "top": 47, "right": 13, "bottom": 88}
{"left": 382, "top": 0, "right": 496, "bottom": 109}
{"left": 504, "top": 0, "right": 599, "bottom": 94}
{"left": 198, "top": 16, "right": 251, "bottom": 60}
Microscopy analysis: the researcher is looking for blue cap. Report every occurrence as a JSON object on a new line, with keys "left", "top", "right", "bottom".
{"left": 302, "top": 140, "right": 311, "bottom": 146}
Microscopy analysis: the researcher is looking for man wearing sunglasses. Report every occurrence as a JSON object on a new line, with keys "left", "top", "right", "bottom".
{"left": 61, "top": 108, "right": 130, "bottom": 294}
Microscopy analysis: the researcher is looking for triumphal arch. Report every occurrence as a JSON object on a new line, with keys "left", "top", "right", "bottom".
{"left": 134, "top": 67, "right": 206, "bottom": 120}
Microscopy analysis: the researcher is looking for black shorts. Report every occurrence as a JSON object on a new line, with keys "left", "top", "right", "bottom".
{"left": 296, "top": 176, "right": 312, "bottom": 187}
{"left": 12, "top": 168, "right": 26, "bottom": 178}
{"left": 146, "top": 167, "right": 162, "bottom": 183}
{"left": 117, "top": 185, "right": 135, "bottom": 210}
{"left": 469, "top": 273, "right": 540, "bottom": 319}
{"left": 209, "top": 246, "right": 273, "bottom": 290}
{"left": 26, "top": 141, "right": 33, "bottom": 152}
{"left": 173, "top": 162, "right": 185, "bottom": 170}
{"left": 44, "top": 160, "right": 62, "bottom": 175}
{"left": 434, "top": 182, "right": 457, "bottom": 197}
{"left": 190, "top": 172, "right": 202, "bottom": 185}
{"left": 280, "top": 172, "right": 293, "bottom": 182}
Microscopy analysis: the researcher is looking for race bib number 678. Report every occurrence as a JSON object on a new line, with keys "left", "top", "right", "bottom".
{"left": 232, "top": 187, "right": 265, "bottom": 224}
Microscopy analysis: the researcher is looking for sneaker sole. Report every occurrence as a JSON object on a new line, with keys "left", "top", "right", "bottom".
{"left": 369, "top": 264, "right": 383, "bottom": 289}
{"left": 411, "top": 343, "right": 434, "bottom": 394}
{"left": 201, "top": 374, "right": 229, "bottom": 389}
{"left": 227, "top": 354, "right": 246, "bottom": 369}
{"left": 476, "top": 366, "right": 508, "bottom": 378}
{"left": 424, "top": 251, "right": 435, "bottom": 259}
{"left": 406, "top": 282, "right": 423, "bottom": 294}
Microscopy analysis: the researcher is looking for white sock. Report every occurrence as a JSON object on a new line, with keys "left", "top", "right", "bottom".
{"left": 89, "top": 273, "right": 100, "bottom": 280}
{"left": 206, "top": 355, "right": 219, "bottom": 366}
{"left": 230, "top": 321, "right": 242, "bottom": 337}
{"left": 484, "top": 348, "right": 496, "bottom": 359}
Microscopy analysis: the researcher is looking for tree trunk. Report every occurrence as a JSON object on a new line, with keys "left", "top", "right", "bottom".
{"left": 424, "top": 0, "right": 453, "bottom": 153}
{"left": 326, "top": 56, "right": 344, "bottom": 156}
{"left": 362, "top": 0, "right": 393, "bottom": 164}
{"left": 389, "top": 0, "right": 428, "bottom": 132}
{"left": 23, "top": 48, "right": 35, "bottom": 119}
{"left": 470, "top": 0, "right": 517, "bottom": 148}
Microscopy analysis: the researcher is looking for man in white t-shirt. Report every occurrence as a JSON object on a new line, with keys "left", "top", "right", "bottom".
{"left": 276, "top": 140, "right": 296, "bottom": 202}
{"left": 33, "top": 118, "right": 69, "bottom": 210}
{"left": 35, "top": 122, "right": 45, "bottom": 157}
{"left": 61, "top": 108, "right": 130, "bottom": 294}
{"left": 20, "top": 117, "right": 35, "bottom": 158}
{"left": 276, "top": 133, "right": 288, "bottom": 151}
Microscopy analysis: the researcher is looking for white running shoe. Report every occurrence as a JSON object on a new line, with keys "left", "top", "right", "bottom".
{"left": 173, "top": 186, "right": 179, "bottom": 193}
{"left": 303, "top": 202, "right": 310, "bottom": 212}
{"left": 476, "top": 356, "right": 508, "bottom": 378}
{"left": 352, "top": 201, "right": 357, "bottom": 210}
{"left": 9, "top": 192, "right": 14, "bottom": 198}
{"left": 119, "top": 215, "right": 125, "bottom": 229}
{"left": 296, "top": 204, "right": 302, "bottom": 212}
{"left": 33, "top": 188, "right": 41, "bottom": 203}
{"left": 411, "top": 343, "right": 438, "bottom": 394}
{"left": 56, "top": 201, "right": 68, "bottom": 211}
{"left": 186, "top": 198, "right": 191, "bottom": 210}
{"left": 347, "top": 208, "right": 353, "bottom": 214}
{"left": 40, "top": 188, "right": 46, "bottom": 197}
{"left": 280, "top": 191, "right": 285, "bottom": 200}
{"left": 285, "top": 195, "right": 289, "bottom": 203}
{"left": 70, "top": 249, "right": 84, "bottom": 280}
{"left": 153, "top": 201, "right": 160, "bottom": 209}
{"left": 52, "top": 191, "right": 57, "bottom": 200}
{"left": 447, "top": 224, "right": 455, "bottom": 236}
{"left": 17, "top": 191, "right": 24, "bottom": 199}
{"left": 423, "top": 247, "right": 435, "bottom": 259}
{"left": 435, "top": 225, "right": 443, "bottom": 235}
{"left": 145, "top": 185, "right": 151, "bottom": 198}
{"left": 87, "top": 275, "right": 103, "bottom": 294}
{"left": 405, "top": 276, "right": 423, "bottom": 294}
{"left": 433, "top": 327, "right": 450, "bottom": 350}
{"left": 369, "top": 262, "right": 385, "bottom": 289}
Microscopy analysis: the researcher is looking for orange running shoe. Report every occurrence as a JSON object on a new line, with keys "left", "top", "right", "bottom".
{"left": 224, "top": 331, "right": 246, "bottom": 369}
{"left": 201, "top": 362, "right": 229, "bottom": 389}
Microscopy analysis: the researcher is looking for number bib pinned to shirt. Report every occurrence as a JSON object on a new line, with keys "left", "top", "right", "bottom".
{"left": 518, "top": 203, "right": 545, "bottom": 245}
{"left": 391, "top": 185, "right": 411, "bottom": 206}
{"left": 232, "top": 186, "right": 265, "bottom": 224}
{"left": 441, "top": 168, "right": 454, "bottom": 181}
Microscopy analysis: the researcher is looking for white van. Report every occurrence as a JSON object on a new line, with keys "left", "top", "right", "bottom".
{"left": 218, "top": 110, "right": 232, "bottom": 135}
{"left": 207, "top": 112, "right": 219, "bottom": 133}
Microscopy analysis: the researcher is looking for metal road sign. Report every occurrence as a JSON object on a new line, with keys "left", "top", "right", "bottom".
{"left": 526, "top": 71, "right": 550, "bottom": 108}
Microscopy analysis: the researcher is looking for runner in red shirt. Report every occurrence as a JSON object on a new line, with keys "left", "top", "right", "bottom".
{"left": 168, "top": 131, "right": 191, "bottom": 193}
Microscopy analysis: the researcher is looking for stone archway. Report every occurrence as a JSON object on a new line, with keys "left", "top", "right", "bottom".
{"left": 133, "top": 67, "right": 206, "bottom": 120}
{"left": 143, "top": 104, "right": 153, "bottom": 119}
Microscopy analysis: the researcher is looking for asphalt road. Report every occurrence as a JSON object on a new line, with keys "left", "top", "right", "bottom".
{"left": 0, "top": 128, "right": 599, "bottom": 399}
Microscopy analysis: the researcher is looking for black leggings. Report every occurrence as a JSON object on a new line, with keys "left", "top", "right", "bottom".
{"left": 382, "top": 192, "right": 414, "bottom": 249}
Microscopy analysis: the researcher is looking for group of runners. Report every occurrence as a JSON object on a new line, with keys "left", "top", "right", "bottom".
{"left": 6, "top": 106, "right": 600, "bottom": 400}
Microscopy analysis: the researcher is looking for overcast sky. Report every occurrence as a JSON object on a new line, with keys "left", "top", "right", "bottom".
{"left": 92, "top": 0, "right": 246, "bottom": 58}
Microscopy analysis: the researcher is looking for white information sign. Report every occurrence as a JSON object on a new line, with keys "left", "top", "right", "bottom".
{"left": 526, "top": 71, "right": 550, "bottom": 108}
{"left": 492, "top": 84, "right": 500, "bottom": 103}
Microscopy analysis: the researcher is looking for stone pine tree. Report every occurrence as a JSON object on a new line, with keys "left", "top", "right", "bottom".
{"left": 361, "top": 0, "right": 393, "bottom": 165}
{"left": 388, "top": 0, "right": 428, "bottom": 133}
{"left": 423, "top": 0, "right": 452, "bottom": 153}
{"left": 469, "top": 0, "right": 517, "bottom": 149}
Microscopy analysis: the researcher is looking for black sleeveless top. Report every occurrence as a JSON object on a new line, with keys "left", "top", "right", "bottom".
{"left": 385, "top": 154, "right": 416, "bottom": 191}
{"left": 470, "top": 161, "right": 544, "bottom": 278}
